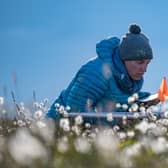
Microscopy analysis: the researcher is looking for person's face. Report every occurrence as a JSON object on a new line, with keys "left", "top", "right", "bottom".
{"left": 124, "top": 59, "right": 151, "bottom": 80}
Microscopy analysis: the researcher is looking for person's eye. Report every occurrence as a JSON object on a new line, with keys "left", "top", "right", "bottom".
{"left": 136, "top": 60, "right": 144, "bottom": 64}
{"left": 147, "top": 61, "right": 151, "bottom": 64}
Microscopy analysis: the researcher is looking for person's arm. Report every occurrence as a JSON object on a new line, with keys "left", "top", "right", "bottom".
{"left": 65, "top": 65, "right": 118, "bottom": 126}
{"left": 138, "top": 92, "right": 160, "bottom": 107}
{"left": 66, "top": 66, "right": 108, "bottom": 112}
{"left": 46, "top": 63, "right": 107, "bottom": 121}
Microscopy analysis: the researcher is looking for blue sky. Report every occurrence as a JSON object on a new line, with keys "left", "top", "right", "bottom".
{"left": 1, "top": 0, "right": 168, "bottom": 103}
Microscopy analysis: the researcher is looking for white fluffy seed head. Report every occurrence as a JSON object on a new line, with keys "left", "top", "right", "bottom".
{"left": 127, "top": 131, "right": 135, "bottom": 138}
{"left": 128, "top": 96, "right": 135, "bottom": 104}
{"left": 85, "top": 123, "right": 91, "bottom": 129}
{"left": 132, "top": 93, "right": 139, "bottom": 100}
{"left": 131, "top": 103, "right": 139, "bottom": 112}
{"left": 33, "top": 110, "right": 43, "bottom": 120}
{"left": 122, "top": 104, "right": 128, "bottom": 110}
{"left": 118, "top": 132, "right": 127, "bottom": 140}
{"left": 75, "top": 115, "right": 83, "bottom": 125}
{"left": 122, "top": 115, "right": 127, "bottom": 120}
{"left": 106, "top": 113, "right": 113, "bottom": 122}
{"left": 164, "top": 111, "right": 168, "bottom": 118}
{"left": 113, "top": 125, "right": 120, "bottom": 132}
{"left": 116, "top": 103, "right": 121, "bottom": 109}
{"left": 0, "top": 97, "right": 4, "bottom": 105}
{"left": 59, "top": 118, "right": 70, "bottom": 130}
{"left": 62, "top": 111, "right": 69, "bottom": 117}
{"left": 65, "top": 106, "right": 71, "bottom": 111}
{"left": 54, "top": 103, "right": 60, "bottom": 108}
{"left": 139, "top": 106, "right": 146, "bottom": 113}
{"left": 133, "top": 112, "right": 140, "bottom": 119}
{"left": 128, "top": 108, "right": 133, "bottom": 112}
{"left": 58, "top": 105, "right": 65, "bottom": 114}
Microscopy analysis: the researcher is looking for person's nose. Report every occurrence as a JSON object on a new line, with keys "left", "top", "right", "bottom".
{"left": 140, "top": 64, "right": 147, "bottom": 73}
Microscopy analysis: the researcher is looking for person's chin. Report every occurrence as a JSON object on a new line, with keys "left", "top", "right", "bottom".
{"left": 135, "top": 76, "right": 143, "bottom": 80}
{"left": 132, "top": 75, "right": 143, "bottom": 80}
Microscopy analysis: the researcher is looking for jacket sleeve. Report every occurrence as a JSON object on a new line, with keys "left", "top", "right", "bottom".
{"left": 66, "top": 64, "right": 119, "bottom": 126}
{"left": 66, "top": 63, "right": 108, "bottom": 112}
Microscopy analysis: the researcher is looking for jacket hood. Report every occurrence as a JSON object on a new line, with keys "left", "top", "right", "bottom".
{"left": 96, "top": 37, "right": 120, "bottom": 60}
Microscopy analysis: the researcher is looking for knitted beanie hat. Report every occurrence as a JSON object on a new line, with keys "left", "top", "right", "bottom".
{"left": 119, "top": 24, "right": 153, "bottom": 61}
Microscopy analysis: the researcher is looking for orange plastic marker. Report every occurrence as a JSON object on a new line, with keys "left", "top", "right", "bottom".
{"left": 158, "top": 76, "right": 168, "bottom": 102}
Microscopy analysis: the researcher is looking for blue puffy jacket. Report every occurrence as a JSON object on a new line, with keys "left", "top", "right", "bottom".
{"left": 46, "top": 37, "right": 149, "bottom": 125}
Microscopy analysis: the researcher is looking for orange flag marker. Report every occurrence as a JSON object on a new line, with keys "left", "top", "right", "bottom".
{"left": 158, "top": 76, "right": 168, "bottom": 102}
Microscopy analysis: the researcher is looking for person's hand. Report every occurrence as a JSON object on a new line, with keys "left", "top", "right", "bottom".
{"left": 140, "top": 98, "right": 160, "bottom": 108}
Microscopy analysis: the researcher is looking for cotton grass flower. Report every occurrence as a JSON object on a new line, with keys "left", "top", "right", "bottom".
{"left": 118, "top": 131, "right": 127, "bottom": 140}
{"left": 135, "top": 120, "right": 150, "bottom": 134}
{"left": 122, "top": 104, "right": 128, "bottom": 110}
{"left": 113, "top": 125, "right": 120, "bottom": 132}
{"left": 106, "top": 113, "right": 113, "bottom": 121}
{"left": 43, "top": 98, "right": 49, "bottom": 104}
{"left": 1, "top": 109, "right": 6, "bottom": 115}
{"left": 36, "top": 121, "right": 46, "bottom": 129}
{"left": 54, "top": 103, "right": 60, "bottom": 109}
{"left": 158, "top": 119, "right": 168, "bottom": 126}
{"left": 127, "top": 130, "right": 135, "bottom": 138}
{"left": 65, "top": 105, "right": 71, "bottom": 111}
{"left": 128, "top": 96, "right": 136, "bottom": 104}
{"left": 71, "top": 125, "right": 81, "bottom": 135}
{"left": 33, "top": 110, "right": 43, "bottom": 120}
{"left": 128, "top": 108, "right": 133, "bottom": 112}
{"left": 148, "top": 125, "right": 167, "bottom": 137}
{"left": 135, "top": 120, "right": 159, "bottom": 135}
{"left": 150, "top": 137, "right": 168, "bottom": 154}
{"left": 74, "top": 137, "right": 91, "bottom": 154}
{"left": 58, "top": 105, "right": 65, "bottom": 114}
{"left": 8, "top": 129, "right": 47, "bottom": 166}
{"left": 124, "top": 142, "right": 141, "bottom": 158}
{"left": 17, "top": 120, "right": 26, "bottom": 127}
{"left": 31, "top": 120, "right": 55, "bottom": 144}
{"left": 103, "top": 128, "right": 115, "bottom": 136}
{"left": 130, "top": 103, "right": 139, "bottom": 112}
{"left": 88, "top": 132, "right": 97, "bottom": 140}
{"left": 0, "top": 97, "right": 4, "bottom": 106}
{"left": 95, "top": 130, "right": 119, "bottom": 162}
{"left": 116, "top": 103, "right": 121, "bottom": 109}
{"left": 62, "top": 111, "right": 69, "bottom": 117}
{"left": 120, "top": 142, "right": 141, "bottom": 168}
{"left": 75, "top": 115, "right": 83, "bottom": 125}
{"left": 139, "top": 106, "right": 146, "bottom": 113}
{"left": 59, "top": 118, "right": 70, "bottom": 132}
{"left": 164, "top": 111, "right": 168, "bottom": 118}
{"left": 132, "top": 93, "right": 139, "bottom": 100}
{"left": 122, "top": 115, "right": 127, "bottom": 125}
{"left": 85, "top": 122, "right": 91, "bottom": 129}
{"left": 127, "top": 93, "right": 138, "bottom": 104}
{"left": 133, "top": 112, "right": 139, "bottom": 119}
{"left": 57, "top": 136, "right": 69, "bottom": 153}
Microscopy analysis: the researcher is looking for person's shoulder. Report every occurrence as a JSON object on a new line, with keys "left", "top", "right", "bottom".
{"left": 79, "top": 57, "right": 112, "bottom": 80}
{"left": 80, "top": 56, "right": 99, "bottom": 67}
{"left": 81, "top": 56, "right": 106, "bottom": 72}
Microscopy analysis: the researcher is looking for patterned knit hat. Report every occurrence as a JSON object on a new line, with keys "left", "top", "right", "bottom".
{"left": 119, "top": 24, "right": 153, "bottom": 61}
